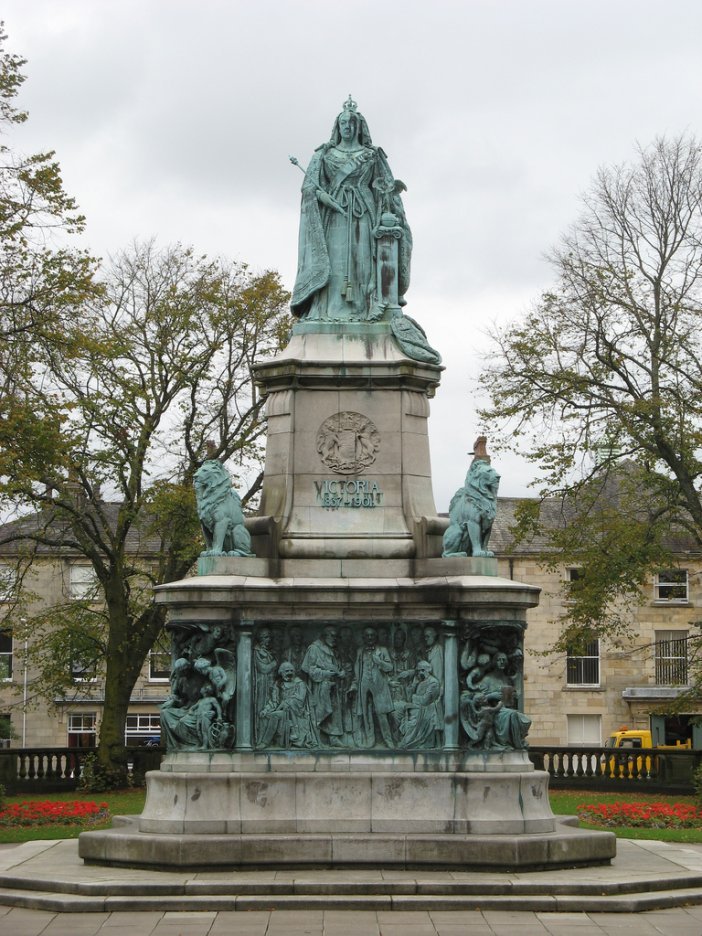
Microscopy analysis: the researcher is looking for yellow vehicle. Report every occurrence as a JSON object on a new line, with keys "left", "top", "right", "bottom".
{"left": 607, "top": 727, "right": 691, "bottom": 750}
{"left": 604, "top": 727, "right": 691, "bottom": 778}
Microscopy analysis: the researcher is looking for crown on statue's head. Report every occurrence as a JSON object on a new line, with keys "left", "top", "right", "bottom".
{"left": 343, "top": 95, "right": 358, "bottom": 113}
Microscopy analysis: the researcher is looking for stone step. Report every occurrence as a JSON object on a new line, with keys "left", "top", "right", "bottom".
{"left": 4, "top": 870, "right": 702, "bottom": 898}
{"left": 2, "top": 881, "right": 702, "bottom": 913}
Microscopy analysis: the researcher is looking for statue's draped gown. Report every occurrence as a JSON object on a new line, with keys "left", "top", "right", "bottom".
{"left": 291, "top": 138, "right": 411, "bottom": 322}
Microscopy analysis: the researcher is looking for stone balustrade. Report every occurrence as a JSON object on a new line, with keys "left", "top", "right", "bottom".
{"left": 529, "top": 745, "right": 702, "bottom": 794}
{"left": 0, "top": 746, "right": 165, "bottom": 793}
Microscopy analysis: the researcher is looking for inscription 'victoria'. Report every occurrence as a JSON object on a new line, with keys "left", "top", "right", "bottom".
{"left": 314, "top": 478, "right": 384, "bottom": 508}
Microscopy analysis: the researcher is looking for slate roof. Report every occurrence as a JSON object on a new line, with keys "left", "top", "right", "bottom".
{"left": 489, "top": 497, "right": 568, "bottom": 556}
{"left": 0, "top": 502, "right": 164, "bottom": 558}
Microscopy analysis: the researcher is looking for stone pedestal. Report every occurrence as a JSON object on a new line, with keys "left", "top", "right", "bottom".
{"left": 253, "top": 324, "right": 442, "bottom": 562}
{"left": 80, "top": 747, "right": 614, "bottom": 869}
{"left": 78, "top": 323, "right": 615, "bottom": 872}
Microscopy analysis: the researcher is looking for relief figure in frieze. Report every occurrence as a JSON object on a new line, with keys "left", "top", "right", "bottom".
{"left": 301, "top": 625, "right": 348, "bottom": 746}
{"left": 348, "top": 627, "right": 395, "bottom": 748}
{"left": 460, "top": 651, "right": 531, "bottom": 751}
{"left": 397, "top": 660, "right": 442, "bottom": 749}
{"left": 253, "top": 628, "right": 278, "bottom": 740}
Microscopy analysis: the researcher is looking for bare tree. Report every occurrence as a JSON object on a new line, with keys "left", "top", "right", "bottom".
{"left": 480, "top": 136, "right": 702, "bottom": 647}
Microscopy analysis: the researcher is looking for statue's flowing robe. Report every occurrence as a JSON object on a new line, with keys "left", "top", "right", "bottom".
{"left": 291, "top": 144, "right": 411, "bottom": 321}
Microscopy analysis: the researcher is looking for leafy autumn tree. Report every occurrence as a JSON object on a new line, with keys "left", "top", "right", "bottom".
{"left": 479, "top": 135, "right": 702, "bottom": 652}
{"left": 0, "top": 27, "right": 290, "bottom": 778}
{"left": 0, "top": 241, "right": 290, "bottom": 780}
{"left": 0, "top": 22, "right": 97, "bottom": 413}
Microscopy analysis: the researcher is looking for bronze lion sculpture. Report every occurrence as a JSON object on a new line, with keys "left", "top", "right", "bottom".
{"left": 442, "top": 458, "right": 500, "bottom": 558}
{"left": 194, "top": 460, "right": 254, "bottom": 557}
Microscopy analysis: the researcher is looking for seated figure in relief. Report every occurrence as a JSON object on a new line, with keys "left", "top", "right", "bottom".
{"left": 397, "top": 660, "right": 443, "bottom": 749}
{"left": 257, "top": 662, "right": 319, "bottom": 749}
{"left": 459, "top": 651, "right": 531, "bottom": 751}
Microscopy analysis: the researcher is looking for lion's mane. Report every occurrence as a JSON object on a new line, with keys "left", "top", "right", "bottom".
{"left": 194, "top": 461, "right": 235, "bottom": 527}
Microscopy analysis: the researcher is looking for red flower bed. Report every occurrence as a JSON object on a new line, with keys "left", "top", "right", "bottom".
{"left": 577, "top": 801, "right": 702, "bottom": 829}
{"left": 0, "top": 800, "right": 109, "bottom": 827}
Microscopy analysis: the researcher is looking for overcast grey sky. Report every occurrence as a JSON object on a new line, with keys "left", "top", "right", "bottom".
{"left": 4, "top": 0, "right": 701, "bottom": 509}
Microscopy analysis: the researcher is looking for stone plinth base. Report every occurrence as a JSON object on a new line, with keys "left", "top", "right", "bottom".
{"left": 78, "top": 752, "right": 615, "bottom": 870}
{"left": 79, "top": 818, "right": 615, "bottom": 871}
{"left": 137, "top": 766, "right": 554, "bottom": 837}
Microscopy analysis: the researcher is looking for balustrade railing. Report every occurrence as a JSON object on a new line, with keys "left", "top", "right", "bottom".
{"left": 0, "top": 744, "right": 698, "bottom": 794}
{"left": 529, "top": 745, "right": 702, "bottom": 793}
{"left": 0, "top": 746, "right": 165, "bottom": 793}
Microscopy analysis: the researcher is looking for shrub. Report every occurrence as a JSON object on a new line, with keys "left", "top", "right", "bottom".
{"left": 78, "top": 753, "right": 127, "bottom": 793}
{"left": 692, "top": 763, "right": 702, "bottom": 803}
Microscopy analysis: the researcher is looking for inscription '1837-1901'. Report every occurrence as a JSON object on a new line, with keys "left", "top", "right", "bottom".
{"left": 314, "top": 478, "right": 384, "bottom": 508}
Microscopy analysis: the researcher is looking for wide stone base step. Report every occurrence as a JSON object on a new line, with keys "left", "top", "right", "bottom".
{"left": 79, "top": 817, "right": 615, "bottom": 870}
{"left": 3, "top": 870, "right": 702, "bottom": 913}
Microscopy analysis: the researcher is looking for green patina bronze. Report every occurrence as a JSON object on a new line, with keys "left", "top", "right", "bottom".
{"left": 194, "top": 459, "right": 254, "bottom": 557}
{"left": 442, "top": 436, "right": 500, "bottom": 558}
{"left": 291, "top": 96, "right": 412, "bottom": 324}
{"left": 160, "top": 616, "right": 530, "bottom": 754}
{"left": 288, "top": 97, "right": 439, "bottom": 366}
{"left": 158, "top": 116, "right": 526, "bottom": 758}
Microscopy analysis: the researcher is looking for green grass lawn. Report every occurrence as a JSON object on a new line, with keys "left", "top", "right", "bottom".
{"left": 1, "top": 787, "right": 702, "bottom": 845}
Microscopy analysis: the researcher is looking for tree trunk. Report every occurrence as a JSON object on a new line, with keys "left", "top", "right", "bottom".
{"left": 96, "top": 594, "right": 166, "bottom": 784}
{"left": 96, "top": 595, "right": 146, "bottom": 783}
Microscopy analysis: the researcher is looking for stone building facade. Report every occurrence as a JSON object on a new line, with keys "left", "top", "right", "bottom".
{"left": 1, "top": 497, "right": 700, "bottom": 749}
{"left": 0, "top": 507, "right": 167, "bottom": 749}
{"left": 493, "top": 498, "right": 702, "bottom": 746}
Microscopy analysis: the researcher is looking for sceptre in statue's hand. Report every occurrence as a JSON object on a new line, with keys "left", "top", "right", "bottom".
{"left": 290, "top": 155, "right": 345, "bottom": 215}
{"left": 289, "top": 155, "right": 305, "bottom": 174}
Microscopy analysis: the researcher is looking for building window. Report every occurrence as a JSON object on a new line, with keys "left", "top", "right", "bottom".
{"left": 566, "top": 639, "right": 600, "bottom": 687}
{"left": 125, "top": 713, "right": 161, "bottom": 746}
{"left": 0, "top": 565, "right": 15, "bottom": 602}
{"left": 71, "top": 641, "right": 98, "bottom": 682}
{"left": 69, "top": 564, "right": 98, "bottom": 600}
{"left": 655, "top": 631, "right": 689, "bottom": 685}
{"left": 0, "top": 628, "right": 11, "bottom": 680}
{"left": 0, "top": 713, "right": 11, "bottom": 749}
{"left": 564, "top": 567, "right": 583, "bottom": 604}
{"left": 567, "top": 714, "right": 602, "bottom": 746}
{"left": 148, "top": 631, "right": 171, "bottom": 682}
{"left": 71, "top": 659, "right": 97, "bottom": 682}
{"left": 67, "top": 713, "right": 97, "bottom": 748}
{"left": 654, "top": 570, "right": 688, "bottom": 603}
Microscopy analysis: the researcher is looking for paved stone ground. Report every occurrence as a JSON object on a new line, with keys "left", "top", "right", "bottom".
{"left": 4, "top": 838, "right": 702, "bottom": 932}
{"left": 2, "top": 905, "right": 702, "bottom": 935}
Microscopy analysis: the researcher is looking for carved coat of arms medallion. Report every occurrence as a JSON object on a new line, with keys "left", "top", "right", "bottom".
{"left": 316, "top": 411, "right": 380, "bottom": 474}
